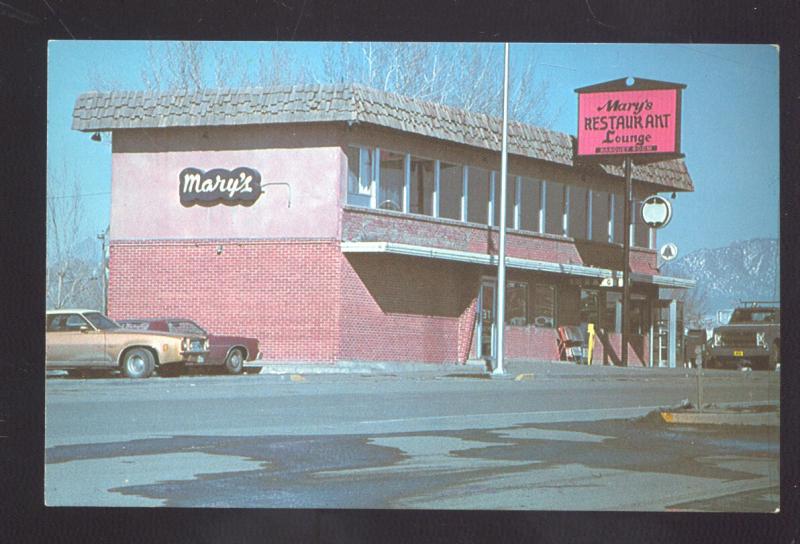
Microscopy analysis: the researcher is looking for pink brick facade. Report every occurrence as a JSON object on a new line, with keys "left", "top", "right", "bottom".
{"left": 103, "top": 123, "right": 680, "bottom": 368}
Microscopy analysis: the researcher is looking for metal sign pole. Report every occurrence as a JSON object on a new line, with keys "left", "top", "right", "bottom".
{"left": 621, "top": 156, "right": 633, "bottom": 367}
{"left": 494, "top": 42, "right": 510, "bottom": 375}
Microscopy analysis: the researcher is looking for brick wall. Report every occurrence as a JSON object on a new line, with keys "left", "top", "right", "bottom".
{"left": 108, "top": 239, "right": 341, "bottom": 362}
{"left": 339, "top": 253, "right": 473, "bottom": 363}
{"left": 342, "top": 208, "right": 658, "bottom": 273}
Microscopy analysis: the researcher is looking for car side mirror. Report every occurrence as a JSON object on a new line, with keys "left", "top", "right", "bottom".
{"left": 79, "top": 325, "right": 90, "bottom": 333}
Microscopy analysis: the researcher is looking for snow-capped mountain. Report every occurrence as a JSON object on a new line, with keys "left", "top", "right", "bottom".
{"left": 662, "top": 238, "right": 779, "bottom": 312}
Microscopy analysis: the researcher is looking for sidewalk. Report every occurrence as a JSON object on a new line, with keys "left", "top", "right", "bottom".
{"left": 245, "top": 358, "right": 772, "bottom": 380}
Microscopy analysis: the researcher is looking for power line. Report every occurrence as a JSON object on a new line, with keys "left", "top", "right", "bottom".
{"left": 46, "top": 191, "right": 111, "bottom": 200}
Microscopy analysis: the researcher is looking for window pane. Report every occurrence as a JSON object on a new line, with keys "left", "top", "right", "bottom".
{"left": 504, "top": 175, "right": 515, "bottom": 228}
{"left": 568, "top": 185, "right": 588, "bottom": 239}
{"left": 346, "top": 146, "right": 360, "bottom": 194}
{"left": 630, "top": 298, "right": 648, "bottom": 335}
{"left": 439, "top": 162, "right": 463, "bottom": 220}
{"left": 409, "top": 157, "right": 435, "bottom": 216}
{"left": 612, "top": 193, "right": 623, "bottom": 243}
{"left": 532, "top": 284, "right": 556, "bottom": 328}
{"left": 346, "top": 146, "right": 371, "bottom": 206}
{"left": 591, "top": 190, "right": 610, "bottom": 242}
{"left": 634, "top": 200, "right": 650, "bottom": 248}
{"left": 604, "top": 292, "right": 622, "bottom": 333}
{"left": 579, "top": 289, "right": 600, "bottom": 325}
{"left": 378, "top": 150, "right": 404, "bottom": 211}
{"left": 545, "top": 181, "right": 564, "bottom": 235}
{"left": 467, "top": 166, "right": 491, "bottom": 224}
{"left": 519, "top": 177, "right": 541, "bottom": 232}
{"left": 506, "top": 281, "right": 528, "bottom": 325}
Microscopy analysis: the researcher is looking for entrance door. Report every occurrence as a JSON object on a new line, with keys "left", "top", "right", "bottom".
{"left": 653, "top": 301, "right": 671, "bottom": 368}
{"left": 477, "top": 279, "right": 497, "bottom": 360}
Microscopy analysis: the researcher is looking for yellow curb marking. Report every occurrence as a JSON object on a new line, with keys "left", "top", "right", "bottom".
{"left": 290, "top": 374, "right": 306, "bottom": 382}
{"left": 514, "top": 373, "right": 535, "bottom": 381}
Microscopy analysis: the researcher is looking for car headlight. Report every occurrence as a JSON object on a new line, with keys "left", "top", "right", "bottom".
{"left": 181, "top": 337, "right": 189, "bottom": 351}
{"left": 756, "top": 332, "right": 767, "bottom": 348}
{"left": 713, "top": 333, "right": 721, "bottom": 347}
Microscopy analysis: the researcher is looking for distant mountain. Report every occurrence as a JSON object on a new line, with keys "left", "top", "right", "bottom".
{"left": 662, "top": 238, "right": 779, "bottom": 312}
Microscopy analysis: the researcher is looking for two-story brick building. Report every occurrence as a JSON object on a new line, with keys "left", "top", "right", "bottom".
{"left": 71, "top": 84, "right": 695, "bottom": 368}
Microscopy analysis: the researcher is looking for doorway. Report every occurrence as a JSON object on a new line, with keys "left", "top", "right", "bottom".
{"left": 476, "top": 278, "right": 497, "bottom": 360}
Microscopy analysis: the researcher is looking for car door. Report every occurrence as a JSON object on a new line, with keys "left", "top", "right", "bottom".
{"left": 48, "top": 313, "right": 105, "bottom": 367}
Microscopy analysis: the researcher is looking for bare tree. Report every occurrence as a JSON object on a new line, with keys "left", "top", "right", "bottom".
{"left": 675, "top": 286, "right": 710, "bottom": 329}
{"left": 46, "top": 163, "right": 103, "bottom": 310}
{"left": 321, "top": 43, "right": 556, "bottom": 126}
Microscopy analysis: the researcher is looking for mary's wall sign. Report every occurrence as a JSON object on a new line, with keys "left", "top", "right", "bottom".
{"left": 179, "top": 167, "right": 262, "bottom": 207}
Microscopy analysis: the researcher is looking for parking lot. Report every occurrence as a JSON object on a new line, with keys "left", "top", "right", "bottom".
{"left": 44, "top": 362, "right": 780, "bottom": 511}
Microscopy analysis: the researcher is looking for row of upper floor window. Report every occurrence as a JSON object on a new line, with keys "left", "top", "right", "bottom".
{"left": 345, "top": 146, "right": 654, "bottom": 249}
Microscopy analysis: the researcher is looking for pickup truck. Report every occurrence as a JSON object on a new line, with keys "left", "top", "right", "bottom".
{"left": 705, "top": 302, "right": 780, "bottom": 370}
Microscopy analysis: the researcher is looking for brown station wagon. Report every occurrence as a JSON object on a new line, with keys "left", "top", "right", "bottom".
{"left": 45, "top": 309, "right": 209, "bottom": 378}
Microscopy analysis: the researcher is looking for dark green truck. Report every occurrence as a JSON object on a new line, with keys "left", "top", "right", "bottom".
{"left": 705, "top": 302, "right": 780, "bottom": 370}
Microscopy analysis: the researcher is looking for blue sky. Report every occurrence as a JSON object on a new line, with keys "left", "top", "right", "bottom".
{"left": 48, "top": 42, "right": 779, "bottom": 256}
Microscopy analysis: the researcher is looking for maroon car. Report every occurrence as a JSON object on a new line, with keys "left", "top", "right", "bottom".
{"left": 118, "top": 318, "right": 260, "bottom": 374}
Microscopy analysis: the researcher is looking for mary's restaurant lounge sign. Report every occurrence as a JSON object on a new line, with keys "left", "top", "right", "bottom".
{"left": 179, "top": 167, "right": 262, "bottom": 206}
{"left": 575, "top": 77, "right": 685, "bottom": 160}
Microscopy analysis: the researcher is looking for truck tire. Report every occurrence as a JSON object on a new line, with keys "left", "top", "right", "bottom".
{"left": 769, "top": 342, "right": 780, "bottom": 370}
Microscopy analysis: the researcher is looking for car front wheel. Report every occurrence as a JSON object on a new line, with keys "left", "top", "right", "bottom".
{"left": 224, "top": 348, "right": 245, "bottom": 375}
{"left": 122, "top": 348, "right": 155, "bottom": 379}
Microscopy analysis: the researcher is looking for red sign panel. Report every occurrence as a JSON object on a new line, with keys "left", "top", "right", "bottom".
{"left": 576, "top": 81, "right": 683, "bottom": 158}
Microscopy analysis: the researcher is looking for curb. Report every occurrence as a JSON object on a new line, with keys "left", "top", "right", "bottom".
{"left": 660, "top": 409, "right": 779, "bottom": 427}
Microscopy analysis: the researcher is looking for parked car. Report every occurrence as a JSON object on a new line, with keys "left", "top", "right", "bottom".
{"left": 117, "top": 318, "right": 260, "bottom": 374}
{"left": 46, "top": 309, "right": 209, "bottom": 379}
{"left": 705, "top": 301, "right": 780, "bottom": 370}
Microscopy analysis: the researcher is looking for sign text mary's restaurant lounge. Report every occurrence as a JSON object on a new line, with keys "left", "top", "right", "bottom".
{"left": 576, "top": 78, "right": 684, "bottom": 159}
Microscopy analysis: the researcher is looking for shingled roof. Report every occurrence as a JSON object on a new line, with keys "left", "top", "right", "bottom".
{"left": 72, "top": 84, "right": 693, "bottom": 192}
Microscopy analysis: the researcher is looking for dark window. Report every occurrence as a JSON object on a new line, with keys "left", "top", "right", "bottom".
{"left": 545, "top": 181, "right": 565, "bottom": 235}
{"left": 409, "top": 157, "right": 435, "bottom": 216}
{"left": 629, "top": 297, "right": 649, "bottom": 335}
{"left": 633, "top": 200, "right": 651, "bottom": 248}
{"left": 506, "top": 281, "right": 528, "bottom": 325}
{"left": 612, "top": 193, "right": 624, "bottom": 243}
{"left": 467, "top": 166, "right": 491, "bottom": 224}
{"left": 532, "top": 284, "right": 557, "bottom": 328}
{"left": 168, "top": 320, "right": 206, "bottom": 336}
{"left": 519, "top": 177, "right": 542, "bottom": 232}
{"left": 604, "top": 292, "right": 622, "bottom": 333}
{"left": 439, "top": 162, "right": 463, "bottom": 220}
{"left": 568, "top": 185, "right": 588, "bottom": 239}
{"left": 346, "top": 146, "right": 372, "bottom": 204}
{"left": 591, "top": 190, "right": 610, "bottom": 243}
{"left": 84, "top": 312, "right": 119, "bottom": 330}
{"left": 580, "top": 289, "right": 601, "bottom": 325}
{"left": 378, "top": 150, "right": 405, "bottom": 211}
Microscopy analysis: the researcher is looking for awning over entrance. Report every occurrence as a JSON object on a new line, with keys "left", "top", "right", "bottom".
{"left": 340, "top": 241, "right": 695, "bottom": 289}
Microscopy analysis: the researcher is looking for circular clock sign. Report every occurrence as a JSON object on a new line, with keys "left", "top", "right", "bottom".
{"left": 640, "top": 195, "right": 673, "bottom": 229}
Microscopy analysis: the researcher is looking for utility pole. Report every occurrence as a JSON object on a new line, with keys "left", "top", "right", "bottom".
{"left": 621, "top": 156, "right": 632, "bottom": 367}
{"left": 98, "top": 227, "right": 108, "bottom": 314}
{"left": 494, "top": 43, "right": 510, "bottom": 376}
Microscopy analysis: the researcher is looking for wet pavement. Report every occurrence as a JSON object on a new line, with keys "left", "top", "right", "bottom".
{"left": 44, "top": 363, "right": 780, "bottom": 510}
{"left": 45, "top": 409, "right": 779, "bottom": 510}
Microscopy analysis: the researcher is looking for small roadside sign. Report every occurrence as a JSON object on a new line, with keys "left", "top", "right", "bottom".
{"left": 660, "top": 242, "right": 679, "bottom": 262}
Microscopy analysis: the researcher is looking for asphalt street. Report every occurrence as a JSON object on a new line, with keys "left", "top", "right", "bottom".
{"left": 44, "top": 362, "right": 780, "bottom": 511}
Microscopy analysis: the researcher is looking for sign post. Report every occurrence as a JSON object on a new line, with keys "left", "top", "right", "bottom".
{"left": 575, "top": 77, "right": 685, "bottom": 367}
{"left": 494, "top": 42, "right": 510, "bottom": 376}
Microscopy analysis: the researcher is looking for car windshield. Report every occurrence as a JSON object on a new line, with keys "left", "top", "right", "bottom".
{"left": 84, "top": 312, "right": 120, "bottom": 330}
{"left": 168, "top": 320, "right": 206, "bottom": 336}
{"left": 729, "top": 309, "right": 777, "bottom": 324}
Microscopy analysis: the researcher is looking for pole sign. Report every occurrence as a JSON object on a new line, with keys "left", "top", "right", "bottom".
{"left": 641, "top": 194, "right": 673, "bottom": 228}
{"left": 575, "top": 78, "right": 685, "bottom": 160}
